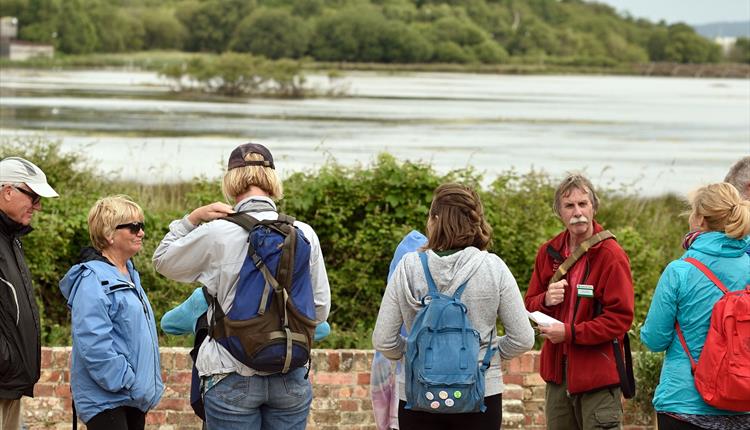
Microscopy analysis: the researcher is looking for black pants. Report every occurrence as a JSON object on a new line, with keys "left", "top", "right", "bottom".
{"left": 398, "top": 394, "right": 502, "bottom": 430}
{"left": 86, "top": 406, "right": 146, "bottom": 430}
{"left": 657, "top": 413, "right": 706, "bottom": 430}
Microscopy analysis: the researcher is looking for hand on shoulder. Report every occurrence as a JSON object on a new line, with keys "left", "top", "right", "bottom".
{"left": 188, "top": 202, "right": 235, "bottom": 226}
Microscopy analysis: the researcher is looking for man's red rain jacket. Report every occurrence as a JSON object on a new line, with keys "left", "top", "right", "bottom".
{"left": 525, "top": 221, "right": 634, "bottom": 395}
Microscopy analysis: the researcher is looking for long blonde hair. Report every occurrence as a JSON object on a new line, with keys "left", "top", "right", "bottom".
{"left": 689, "top": 182, "right": 750, "bottom": 239}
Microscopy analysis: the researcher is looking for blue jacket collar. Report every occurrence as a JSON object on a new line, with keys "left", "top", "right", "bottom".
{"left": 690, "top": 231, "right": 750, "bottom": 258}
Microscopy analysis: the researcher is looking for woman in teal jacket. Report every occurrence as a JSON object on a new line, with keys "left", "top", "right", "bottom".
{"left": 641, "top": 183, "right": 750, "bottom": 430}
{"left": 59, "top": 196, "right": 163, "bottom": 429}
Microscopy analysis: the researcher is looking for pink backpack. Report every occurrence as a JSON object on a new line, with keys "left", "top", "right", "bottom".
{"left": 675, "top": 257, "right": 750, "bottom": 412}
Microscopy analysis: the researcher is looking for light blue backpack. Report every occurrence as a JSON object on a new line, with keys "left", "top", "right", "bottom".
{"left": 404, "top": 252, "right": 495, "bottom": 414}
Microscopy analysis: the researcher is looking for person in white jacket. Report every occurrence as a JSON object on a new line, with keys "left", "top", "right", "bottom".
{"left": 153, "top": 143, "right": 330, "bottom": 430}
{"left": 372, "top": 183, "right": 534, "bottom": 430}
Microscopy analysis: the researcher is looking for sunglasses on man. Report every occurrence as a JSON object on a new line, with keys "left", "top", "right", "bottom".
{"left": 115, "top": 222, "right": 145, "bottom": 234}
{"left": 13, "top": 186, "right": 42, "bottom": 205}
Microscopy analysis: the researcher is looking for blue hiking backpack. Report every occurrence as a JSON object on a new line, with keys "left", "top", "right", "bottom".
{"left": 209, "top": 212, "right": 317, "bottom": 373}
{"left": 405, "top": 252, "right": 495, "bottom": 414}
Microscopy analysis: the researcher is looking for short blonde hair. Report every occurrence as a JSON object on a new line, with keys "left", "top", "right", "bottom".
{"left": 88, "top": 195, "right": 144, "bottom": 251}
{"left": 553, "top": 173, "right": 599, "bottom": 218}
{"left": 690, "top": 182, "right": 750, "bottom": 239}
{"left": 426, "top": 183, "right": 492, "bottom": 251}
{"left": 222, "top": 153, "right": 283, "bottom": 202}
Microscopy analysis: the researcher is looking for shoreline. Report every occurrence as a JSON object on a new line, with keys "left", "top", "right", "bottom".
{"left": 1, "top": 51, "right": 749, "bottom": 79}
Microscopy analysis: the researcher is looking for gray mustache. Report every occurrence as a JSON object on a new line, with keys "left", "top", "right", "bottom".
{"left": 569, "top": 216, "right": 589, "bottom": 225}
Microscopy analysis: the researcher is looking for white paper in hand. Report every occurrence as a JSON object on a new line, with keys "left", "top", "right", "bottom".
{"left": 527, "top": 311, "right": 562, "bottom": 327}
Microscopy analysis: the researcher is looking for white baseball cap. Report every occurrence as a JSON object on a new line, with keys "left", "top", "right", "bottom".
{"left": 0, "top": 156, "right": 59, "bottom": 198}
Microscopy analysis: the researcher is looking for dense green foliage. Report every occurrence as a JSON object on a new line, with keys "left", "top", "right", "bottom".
{"left": 0, "top": 0, "right": 725, "bottom": 65}
{"left": 1, "top": 138, "right": 688, "bottom": 350}
{"left": 729, "top": 37, "right": 750, "bottom": 64}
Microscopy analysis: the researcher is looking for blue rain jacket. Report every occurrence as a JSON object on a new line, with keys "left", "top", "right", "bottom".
{"left": 640, "top": 232, "right": 750, "bottom": 415}
{"left": 59, "top": 249, "right": 163, "bottom": 422}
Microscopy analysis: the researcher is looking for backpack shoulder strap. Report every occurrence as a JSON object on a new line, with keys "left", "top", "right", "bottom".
{"left": 418, "top": 252, "right": 439, "bottom": 296}
{"left": 675, "top": 256, "right": 728, "bottom": 372}
{"left": 276, "top": 213, "right": 296, "bottom": 225}
{"left": 549, "top": 230, "right": 615, "bottom": 284}
{"left": 221, "top": 212, "right": 261, "bottom": 231}
{"left": 683, "top": 257, "right": 729, "bottom": 294}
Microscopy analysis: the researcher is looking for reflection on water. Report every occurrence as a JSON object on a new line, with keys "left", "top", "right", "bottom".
{"left": 1, "top": 69, "right": 748, "bottom": 196}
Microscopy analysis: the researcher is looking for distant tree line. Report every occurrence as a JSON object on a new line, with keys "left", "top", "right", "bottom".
{"left": 1, "top": 0, "right": 746, "bottom": 65}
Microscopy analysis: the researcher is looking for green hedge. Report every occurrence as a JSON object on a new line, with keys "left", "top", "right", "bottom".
{"left": 1, "top": 138, "right": 686, "bottom": 351}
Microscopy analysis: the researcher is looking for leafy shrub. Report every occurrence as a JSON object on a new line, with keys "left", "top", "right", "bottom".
{"left": 139, "top": 8, "right": 188, "bottom": 51}
{"left": 632, "top": 349, "right": 664, "bottom": 419}
{"left": 159, "top": 53, "right": 309, "bottom": 97}
{"left": 729, "top": 37, "right": 750, "bottom": 64}
{"left": 311, "top": 8, "right": 391, "bottom": 62}
{"left": 231, "top": 8, "right": 311, "bottom": 59}
{"left": 471, "top": 40, "right": 509, "bottom": 64}
{"left": 90, "top": 7, "right": 146, "bottom": 52}
{"left": 433, "top": 41, "right": 474, "bottom": 63}
{"left": 176, "top": 0, "right": 253, "bottom": 53}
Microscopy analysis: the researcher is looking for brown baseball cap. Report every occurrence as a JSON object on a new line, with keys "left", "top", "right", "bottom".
{"left": 227, "top": 143, "right": 275, "bottom": 170}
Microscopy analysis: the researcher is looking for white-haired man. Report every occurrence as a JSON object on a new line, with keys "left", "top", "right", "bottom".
{"left": 524, "top": 173, "right": 634, "bottom": 430}
{"left": 0, "top": 157, "right": 58, "bottom": 430}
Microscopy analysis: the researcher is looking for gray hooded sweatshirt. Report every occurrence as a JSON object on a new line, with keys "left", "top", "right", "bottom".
{"left": 372, "top": 247, "right": 535, "bottom": 400}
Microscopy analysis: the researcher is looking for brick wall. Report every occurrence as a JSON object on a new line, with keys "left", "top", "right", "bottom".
{"left": 23, "top": 347, "right": 654, "bottom": 429}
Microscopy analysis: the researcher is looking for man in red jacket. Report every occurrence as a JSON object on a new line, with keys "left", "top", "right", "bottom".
{"left": 525, "top": 173, "right": 633, "bottom": 430}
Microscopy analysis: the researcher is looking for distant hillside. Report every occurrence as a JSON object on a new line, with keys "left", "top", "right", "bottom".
{"left": 693, "top": 21, "right": 750, "bottom": 39}
{"left": 0, "top": 0, "right": 729, "bottom": 64}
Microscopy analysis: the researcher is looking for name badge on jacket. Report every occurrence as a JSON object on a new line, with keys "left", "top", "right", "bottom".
{"left": 577, "top": 284, "right": 594, "bottom": 298}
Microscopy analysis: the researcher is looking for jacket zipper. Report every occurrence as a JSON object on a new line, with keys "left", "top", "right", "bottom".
{"left": 109, "top": 280, "right": 159, "bottom": 404}
{"left": 109, "top": 282, "right": 150, "bottom": 320}
{"left": 0, "top": 277, "right": 20, "bottom": 325}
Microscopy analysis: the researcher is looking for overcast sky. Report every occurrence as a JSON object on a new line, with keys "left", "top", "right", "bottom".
{"left": 592, "top": 0, "right": 750, "bottom": 25}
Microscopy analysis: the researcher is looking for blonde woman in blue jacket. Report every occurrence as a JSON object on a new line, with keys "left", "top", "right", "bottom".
{"left": 59, "top": 196, "right": 163, "bottom": 429}
{"left": 641, "top": 183, "right": 750, "bottom": 430}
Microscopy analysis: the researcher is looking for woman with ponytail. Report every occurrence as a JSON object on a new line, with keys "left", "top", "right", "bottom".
{"left": 641, "top": 182, "right": 750, "bottom": 429}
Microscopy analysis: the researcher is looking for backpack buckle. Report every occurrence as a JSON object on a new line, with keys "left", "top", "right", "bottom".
{"left": 251, "top": 253, "right": 264, "bottom": 269}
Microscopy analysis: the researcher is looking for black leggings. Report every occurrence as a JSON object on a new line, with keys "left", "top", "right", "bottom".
{"left": 398, "top": 394, "right": 502, "bottom": 430}
{"left": 86, "top": 406, "right": 146, "bottom": 430}
{"left": 656, "top": 413, "right": 706, "bottom": 430}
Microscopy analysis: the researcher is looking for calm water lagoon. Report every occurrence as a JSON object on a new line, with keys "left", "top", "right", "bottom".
{"left": 1, "top": 68, "right": 748, "bottom": 196}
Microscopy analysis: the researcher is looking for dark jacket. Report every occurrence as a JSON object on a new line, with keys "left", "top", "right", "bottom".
{"left": 525, "top": 221, "right": 634, "bottom": 395}
{"left": 0, "top": 210, "right": 41, "bottom": 399}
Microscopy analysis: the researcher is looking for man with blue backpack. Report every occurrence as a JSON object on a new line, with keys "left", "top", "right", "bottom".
{"left": 153, "top": 143, "right": 331, "bottom": 430}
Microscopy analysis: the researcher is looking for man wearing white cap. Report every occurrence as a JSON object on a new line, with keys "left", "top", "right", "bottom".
{"left": 0, "top": 156, "right": 59, "bottom": 430}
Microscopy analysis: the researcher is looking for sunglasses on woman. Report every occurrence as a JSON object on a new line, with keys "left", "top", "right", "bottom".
{"left": 115, "top": 222, "right": 145, "bottom": 234}
{"left": 13, "top": 186, "right": 41, "bottom": 205}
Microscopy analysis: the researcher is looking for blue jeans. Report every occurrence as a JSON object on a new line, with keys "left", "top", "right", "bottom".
{"left": 203, "top": 368, "right": 312, "bottom": 430}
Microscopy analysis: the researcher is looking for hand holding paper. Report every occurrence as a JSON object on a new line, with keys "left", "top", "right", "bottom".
{"left": 527, "top": 311, "right": 562, "bottom": 327}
